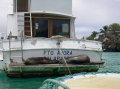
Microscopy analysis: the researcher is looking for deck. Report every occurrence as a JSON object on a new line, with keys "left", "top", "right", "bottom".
{"left": 6, "top": 62, "right": 104, "bottom": 78}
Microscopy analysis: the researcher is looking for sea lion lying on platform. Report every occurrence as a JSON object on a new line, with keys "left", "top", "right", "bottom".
{"left": 66, "top": 55, "right": 90, "bottom": 64}
{"left": 24, "top": 55, "right": 90, "bottom": 65}
{"left": 24, "top": 57, "right": 59, "bottom": 65}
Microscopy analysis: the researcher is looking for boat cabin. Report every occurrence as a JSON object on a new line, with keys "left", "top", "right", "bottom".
{"left": 7, "top": 0, "right": 76, "bottom": 38}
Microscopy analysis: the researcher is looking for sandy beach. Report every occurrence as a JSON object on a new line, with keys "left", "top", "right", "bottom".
{"left": 65, "top": 76, "right": 120, "bottom": 89}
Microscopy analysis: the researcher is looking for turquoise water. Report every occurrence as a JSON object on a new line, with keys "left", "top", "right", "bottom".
{"left": 99, "top": 52, "right": 120, "bottom": 73}
{"left": 0, "top": 52, "right": 120, "bottom": 89}
{"left": 0, "top": 71, "right": 55, "bottom": 89}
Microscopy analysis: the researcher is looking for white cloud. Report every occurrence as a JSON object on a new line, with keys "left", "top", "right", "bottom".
{"left": 73, "top": 0, "right": 120, "bottom": 25}
{"left": 0, "top": 0, "right": 120, "bottom": 38}
{"left": 73, "top": 0, "right": 120, "bottom": 38}
{"left": 75, "top": 26, "right": 98, "bottom": 38}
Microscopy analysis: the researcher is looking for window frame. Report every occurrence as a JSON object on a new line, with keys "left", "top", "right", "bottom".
{"left": 52, "top": 19, "right": 70, "bottom": 37}
{"left": 14, "top": 0, "right": 29, "bottom": 12}
{"left": 24, "top": 14, "right": 71, "bottom": 38}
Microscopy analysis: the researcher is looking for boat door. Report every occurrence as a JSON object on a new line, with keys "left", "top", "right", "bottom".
{"left": 34, "top": 20, "right": 48, "bottom": 37}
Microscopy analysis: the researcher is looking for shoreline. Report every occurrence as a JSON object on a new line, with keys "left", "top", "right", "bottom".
{"left": 60, "top": 73, "right": 120, "bottom": 89}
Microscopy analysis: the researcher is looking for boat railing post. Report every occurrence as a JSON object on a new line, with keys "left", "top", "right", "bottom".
{"left": 8, "top": 32, "right": 13, "bottom": 63}
{"left": 29, "top": 0, "right": 33, "bottom": 38}
{"left": 21, "top": 35, "right": 24, "bottom": 62}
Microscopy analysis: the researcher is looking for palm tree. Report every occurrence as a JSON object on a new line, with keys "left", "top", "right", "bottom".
{"left": 87, "top": 31, "right": 98, "bottom": 40}
{"left": 100, "top": 25, "right": 109, "bottom": 34}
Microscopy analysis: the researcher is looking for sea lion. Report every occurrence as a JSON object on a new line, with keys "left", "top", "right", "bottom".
{"left": 67, "top": 55, "right": 90, "bottom": 64}
{"left": 24, "top": 57, "right": 59, "bottom": 65}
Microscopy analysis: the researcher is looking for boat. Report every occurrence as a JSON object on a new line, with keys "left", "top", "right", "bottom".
{"left": 0, "top": 0, "right": 104, "bottom": 77}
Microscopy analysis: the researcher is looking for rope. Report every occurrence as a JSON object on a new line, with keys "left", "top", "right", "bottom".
{"left": 56, "top": 38, "right": 72, "bottom": 75}
{"left": 39, "top": 79, "right": 70, "bottom": 89}
{"left": 59, "top": 48, "right": 72, "bottom": 75}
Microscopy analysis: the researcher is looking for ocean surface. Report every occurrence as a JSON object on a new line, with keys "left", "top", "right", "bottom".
{"left": 0, "top": 52, "right": 120, "bottom": 89}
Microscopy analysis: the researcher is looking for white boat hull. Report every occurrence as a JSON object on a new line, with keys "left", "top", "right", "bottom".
{"left": 0, "top": 38, "right": 104, "bottom": 77}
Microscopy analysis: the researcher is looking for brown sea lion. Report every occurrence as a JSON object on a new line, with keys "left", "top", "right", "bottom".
{"left": 67, "top": 55, "right": 90, "bottom": 64}
{"left": 24, "top": 57, "right": 59, "bottom": 65}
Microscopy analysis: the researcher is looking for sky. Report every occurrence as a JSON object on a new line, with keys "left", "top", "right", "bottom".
{"left": 0, "top": 0, "right": 120, "bottom": 38}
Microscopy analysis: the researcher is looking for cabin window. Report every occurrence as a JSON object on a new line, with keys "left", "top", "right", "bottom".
{"left": 53, "top": 20, "right": 70, "bottom": 36}
{"left": 15, "top": 0, "right": 28, "bottom": 12}
{"left": 34, "top": 20, "right": 48, "bottom": 37}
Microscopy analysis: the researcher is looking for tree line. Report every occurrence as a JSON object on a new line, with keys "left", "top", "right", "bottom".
{"left": 87, "top": 23, "right": 120, "bottom": 52}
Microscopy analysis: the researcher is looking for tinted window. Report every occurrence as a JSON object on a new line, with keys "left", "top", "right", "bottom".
{"left": 53, "top": 20, "right": 70, "bottom": 36}
{"left": 34, "top": 20, "right": 48, "bottom": 37}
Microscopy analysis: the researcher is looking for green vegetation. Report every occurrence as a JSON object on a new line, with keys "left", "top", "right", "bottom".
{"left": 87, "top": 31, "right": 98, "bottom": 40}
{"left": 87, "top": 23, "right": 120, "bottom": 40}
{"left": 87, "top": 23, "right": 120, "bottom": 51}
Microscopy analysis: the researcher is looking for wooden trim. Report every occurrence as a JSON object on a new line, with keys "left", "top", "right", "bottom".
{"left": 48, "top": 20, "right": 53, "bottom": 38}
{"left": 28, "top": 17, "right": 70, "bottom": 19}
